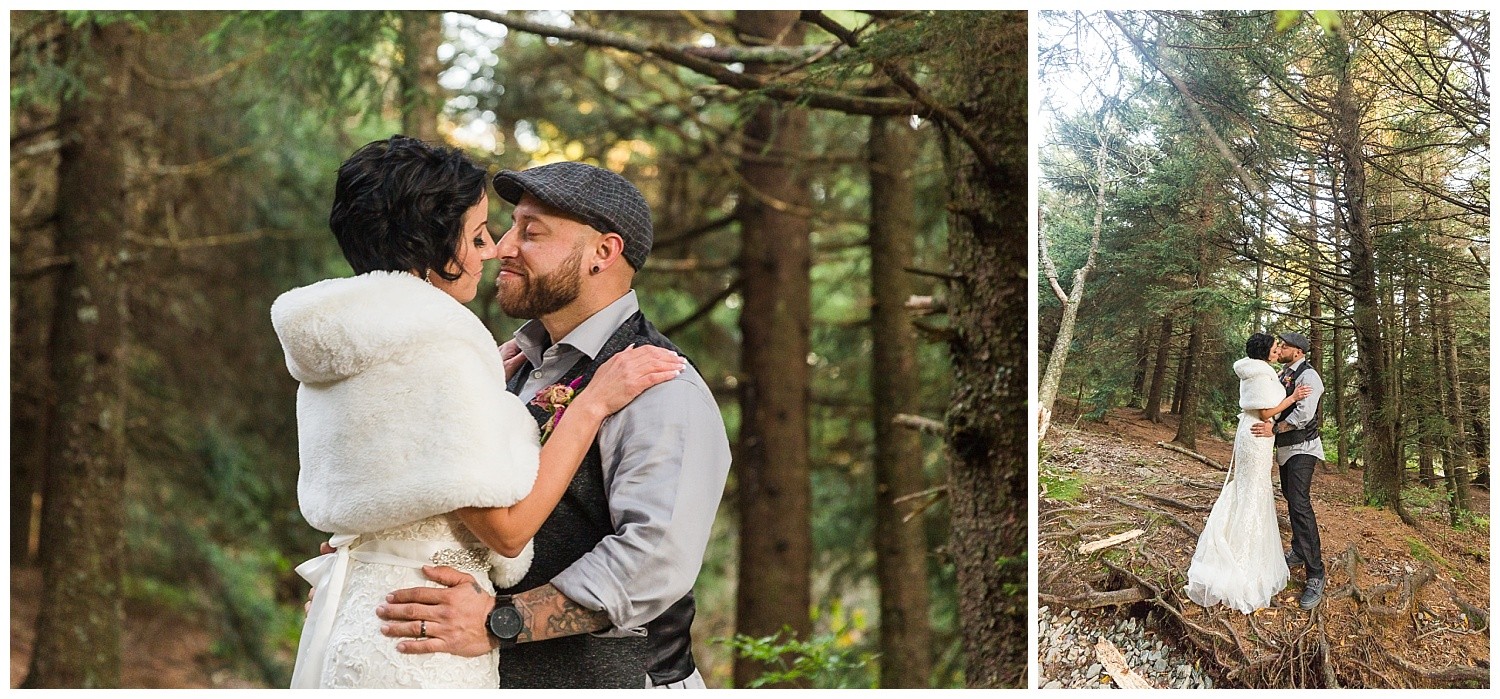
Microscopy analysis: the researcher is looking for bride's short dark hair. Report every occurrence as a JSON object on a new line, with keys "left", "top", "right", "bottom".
{"left": 329, "top": 135, "right": 487, "bottom": 282}
{"left": 1246, "top": 333, "right": 1275, "bottom": 360}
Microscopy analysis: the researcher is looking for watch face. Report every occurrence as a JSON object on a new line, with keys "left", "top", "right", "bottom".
{"left": 490, "top": 605, "right": 524, "bottom": 639}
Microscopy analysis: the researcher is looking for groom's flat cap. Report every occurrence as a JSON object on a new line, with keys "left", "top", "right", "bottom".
{"left": 493, "top": 162, "right": 653, "bottom": 270}
{"left": 1278, "top": 332, "right": 1311, "bottom": 352}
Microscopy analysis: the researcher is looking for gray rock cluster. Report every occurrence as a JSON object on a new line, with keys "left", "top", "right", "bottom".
{"left": 1036, "top": 606, "right": 1217, "bottom": 689}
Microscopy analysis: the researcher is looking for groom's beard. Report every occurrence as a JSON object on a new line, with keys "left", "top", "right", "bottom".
{"left": 497, "top": 248, "right": 584, "bottom": 319}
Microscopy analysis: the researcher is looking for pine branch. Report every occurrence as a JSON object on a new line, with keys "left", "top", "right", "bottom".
{"left": 457, "top": 10, "right": 920, "bottom": 116}
{"left": 1107, "top": 11, "right": 1265, "bottom": 197}
{"left": 662, "top": 278, "right": 744, "bottom": 336}
{"left": 654, "top": 213, "right": 738, "bottom": 249}
{"left": 800, "top": 10, "right": 999, "bottom": 173}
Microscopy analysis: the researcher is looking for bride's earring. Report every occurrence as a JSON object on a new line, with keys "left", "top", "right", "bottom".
{"left": 423, "top": 269, "right": 433, "bottom": 285}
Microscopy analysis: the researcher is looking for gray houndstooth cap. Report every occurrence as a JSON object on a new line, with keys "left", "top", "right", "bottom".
{"left": 493, "top": 162, "right": 653, "bottom": 270}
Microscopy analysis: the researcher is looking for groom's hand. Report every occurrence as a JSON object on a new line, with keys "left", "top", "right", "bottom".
{"left": 1250, "top": 421, "right": 1274, "bottom": 438}
{"left": 376, "top": 565, "right": 498, "bottom": 657}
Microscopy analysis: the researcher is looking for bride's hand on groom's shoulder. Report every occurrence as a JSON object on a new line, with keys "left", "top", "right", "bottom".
{"left": 1293, "top": 384, "right": 1312, "bottom": 401}
{"left": 579, "top": 345, "right": 686, "bottom": 416}
{"left": 376, "top": 565, "right": 497, "bottom": 658}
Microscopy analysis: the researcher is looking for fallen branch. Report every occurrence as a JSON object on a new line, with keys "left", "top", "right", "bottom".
{"left": 1039, "top": 586, "right": 1148, "bottom": 611}
{"left": 1095, "top": 637, "right": 1156, "bottom": 689}
{"left": 1079, "top": 528, "right": 1145, "bottom": 554}
{"left": 1156, "top": 441, "right": 1227, "bottom": 471}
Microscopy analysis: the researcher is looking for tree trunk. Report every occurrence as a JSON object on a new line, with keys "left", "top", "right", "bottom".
{"left": 399, "top": 11, "right": 444, "bottom": 141}
{"left": 1144, "top": 316, "right": 1172, "bottom": 423}
{"left": 22, "top": 18, "right": 134, "bottom": 689}
{"left": 1333, "top": 55, "right": 1402, "bottom": 516}
{"left": 10, "top": 208, "right": 57, "bottom": 568}
{"left": 867, "top": 110, "right": 933, "bottom": 688}
{"left": 1331, "top": 297, "right": 1350, "bottom": 473}
{"left": 1418, "top": 441, "right": 1436, "bottom": 488}
{"left": 1172, "top": 318, "right": 1205, "bottom": 449}
{"left": 935, "top": 10, "right": 1027, "bottom": 688}
{"left": 1172, "top": 345, "right": 1190, "bottom": 416}
{"left": 1173, "top": 233, "right": 1212, "bottom": 450}
{"left": 733, "top": 10, "right": 812, "bottom": 689}
{"left": 1128, "top": 325, "right": 1149, "bottom": 409}
{"left": 1438, "top": 285, "right": 1472, "bottom": 520}
{"left": 1305, "top": 165, "right": 1324, "bottom": 373}
{"left": 1038, "top": 135, "right": 1107, "bottom": 441}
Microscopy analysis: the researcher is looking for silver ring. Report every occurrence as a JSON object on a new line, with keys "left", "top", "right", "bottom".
{"left": 419, "top": 619, "right": 427, "bottom": 639}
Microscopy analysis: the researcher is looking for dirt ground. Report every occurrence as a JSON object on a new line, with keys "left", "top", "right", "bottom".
{"left": 10, "top": 565, "right": 261, "bottom": 688}
{"left": 1039, "top": 402, "right": 1490, "bottom": 688}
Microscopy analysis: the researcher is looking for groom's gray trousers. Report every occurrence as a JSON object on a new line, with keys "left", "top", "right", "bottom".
{"left": 1280, "top": 454, "right": 1324, "bottom": 579}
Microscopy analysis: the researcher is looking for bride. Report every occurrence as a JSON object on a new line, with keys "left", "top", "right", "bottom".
{"left": 1184, "top": 333, "right": 1311, "bottom": 613}
{"left": 272, "top": 136, "right": 684, "bottom": 687}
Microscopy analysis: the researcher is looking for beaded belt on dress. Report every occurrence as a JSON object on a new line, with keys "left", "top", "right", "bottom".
{"left": 289, "top": 536, "right": 492, "bottom": 688}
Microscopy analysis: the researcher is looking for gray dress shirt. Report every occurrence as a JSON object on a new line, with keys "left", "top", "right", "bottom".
{"left": 1275, "top": 358, "right": 1325, "bottom": 464}
{"left": 512, "top": 290, "right": 732, "bottom": 636}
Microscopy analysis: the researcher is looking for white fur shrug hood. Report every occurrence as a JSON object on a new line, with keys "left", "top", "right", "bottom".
{"left": 1234, "top": 357, "right": 1285, "bottom": 411}
{"left": 271, "top": 271, "right": 540, "bottom": 584}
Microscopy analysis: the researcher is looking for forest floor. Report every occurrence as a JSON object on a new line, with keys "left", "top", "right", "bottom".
{"left": 1037, "top": 401, "right": 1490, "bottom": 689}
{"left": 10, "top": 565, "right": 261, "bottom": 688}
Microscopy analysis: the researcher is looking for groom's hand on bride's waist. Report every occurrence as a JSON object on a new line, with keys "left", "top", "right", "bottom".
{"left": 376, "top": 565, "right": 498, "bottom": 657}
{"left": 1250, "top": 421, "right": 1274, "bottom": 438}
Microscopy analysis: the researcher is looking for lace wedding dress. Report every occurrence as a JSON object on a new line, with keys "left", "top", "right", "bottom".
{"left": 272, "top": 273, "right": 541, "bottom": 688}
{"left": 293, "top": 513, "right": 500, "bottom": 688}
{"left": 1184, "top": 358, "right": 1290, "bottom": 613}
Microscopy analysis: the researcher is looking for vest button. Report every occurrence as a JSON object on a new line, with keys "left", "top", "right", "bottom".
{"left": 532, "top": 370, "right": 543, "bottom": 380}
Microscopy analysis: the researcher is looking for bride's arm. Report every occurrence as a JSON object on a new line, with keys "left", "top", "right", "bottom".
{"left": 456, "top": 346, "right": 684, "bottom": 557}
{"left": 1258, "top": 384, "right": 1311, "bottom": 420}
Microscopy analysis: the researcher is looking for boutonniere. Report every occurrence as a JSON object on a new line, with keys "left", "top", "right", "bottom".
{"left": 531, "top": 376, "right": 585, "bottom": 444}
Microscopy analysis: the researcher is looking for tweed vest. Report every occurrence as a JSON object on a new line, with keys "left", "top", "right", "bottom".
{"left": 498, "top": 311, "right": 698, "bottom": 687}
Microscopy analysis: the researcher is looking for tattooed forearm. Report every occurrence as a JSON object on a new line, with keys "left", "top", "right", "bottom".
{"left": 512, "top": 583, "right": 612, "bottom": 643}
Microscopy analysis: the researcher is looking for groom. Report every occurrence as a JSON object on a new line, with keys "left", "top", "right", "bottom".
{"left": 1252, "top": 331, "right": 1326, "bottom": 610}
{"left": 375, "top": 162, "right": 732, "bottom": 687}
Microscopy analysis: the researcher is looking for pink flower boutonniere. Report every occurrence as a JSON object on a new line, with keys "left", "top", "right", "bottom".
{"left": 531, "top": 376, "right": 585, "bottom": 444}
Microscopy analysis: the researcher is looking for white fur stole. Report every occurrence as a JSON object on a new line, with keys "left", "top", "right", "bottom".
{"left": 1234, "top": 357, "right": 1285, "bottom": 412}
{"left": 272, "top": 271, "right": 539, "bottom": 587}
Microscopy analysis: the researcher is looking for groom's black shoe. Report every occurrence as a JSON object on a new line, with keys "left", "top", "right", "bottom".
{"left": 1285, "top": 549, "right": 1305, "bottom": 568}
{"left": 1299, "top": 576, "right": 1326, "bottom": 610}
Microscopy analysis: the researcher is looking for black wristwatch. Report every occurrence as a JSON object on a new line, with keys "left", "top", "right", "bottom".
{"left": 487, "top": 594, "right": 524, "bottom": 649}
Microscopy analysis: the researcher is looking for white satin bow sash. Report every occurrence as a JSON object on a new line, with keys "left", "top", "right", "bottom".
{"left": 289, "top": 536, "right": 485, "bottom": 688}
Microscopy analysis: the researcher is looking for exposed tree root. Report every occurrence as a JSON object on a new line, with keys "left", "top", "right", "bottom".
{"left": 1140, "top": 492, "right": 1210, "bottom": 513}
{"left": 1043, "top": 518, "right": 1489, "bottom": 688}
{"left": 1104, "top": 494, "right": 1199, "bottom": 537}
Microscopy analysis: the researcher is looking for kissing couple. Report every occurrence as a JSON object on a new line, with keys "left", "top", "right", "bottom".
{"left": 272, "top": 136, "right": 732, "bottom": 688}
{"left": 1185, "top": 331, "right": 1327, "bottom": 614}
